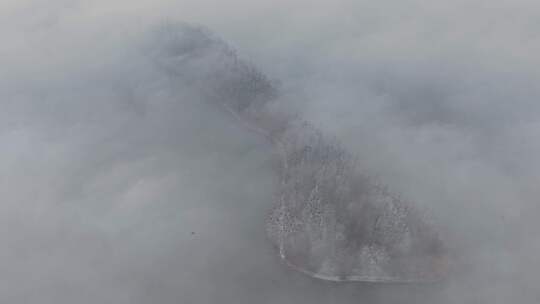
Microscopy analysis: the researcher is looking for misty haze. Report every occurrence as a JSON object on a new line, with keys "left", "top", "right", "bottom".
{"left": 1, "top": 1, "right": 539, "bottom": 303}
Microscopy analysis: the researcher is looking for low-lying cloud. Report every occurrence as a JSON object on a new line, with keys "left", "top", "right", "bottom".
{"left": 1, "top": 1, "right": 539, "bottom": 303}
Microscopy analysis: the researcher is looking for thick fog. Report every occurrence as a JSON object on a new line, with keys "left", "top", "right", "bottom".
{"left": 1, "top": 0, "right": 539, "bottom": 303}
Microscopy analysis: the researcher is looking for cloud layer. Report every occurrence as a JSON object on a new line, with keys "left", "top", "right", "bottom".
{"left": 1, "top": 1, "right": 540, "bottom": 303}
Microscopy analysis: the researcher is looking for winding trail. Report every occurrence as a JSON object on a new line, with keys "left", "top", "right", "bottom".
{"left": 155, "top": 23, "right": 448, "bottom": 283}
{"left": 219, "top": 101, "right": 447, "bottom": 283}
